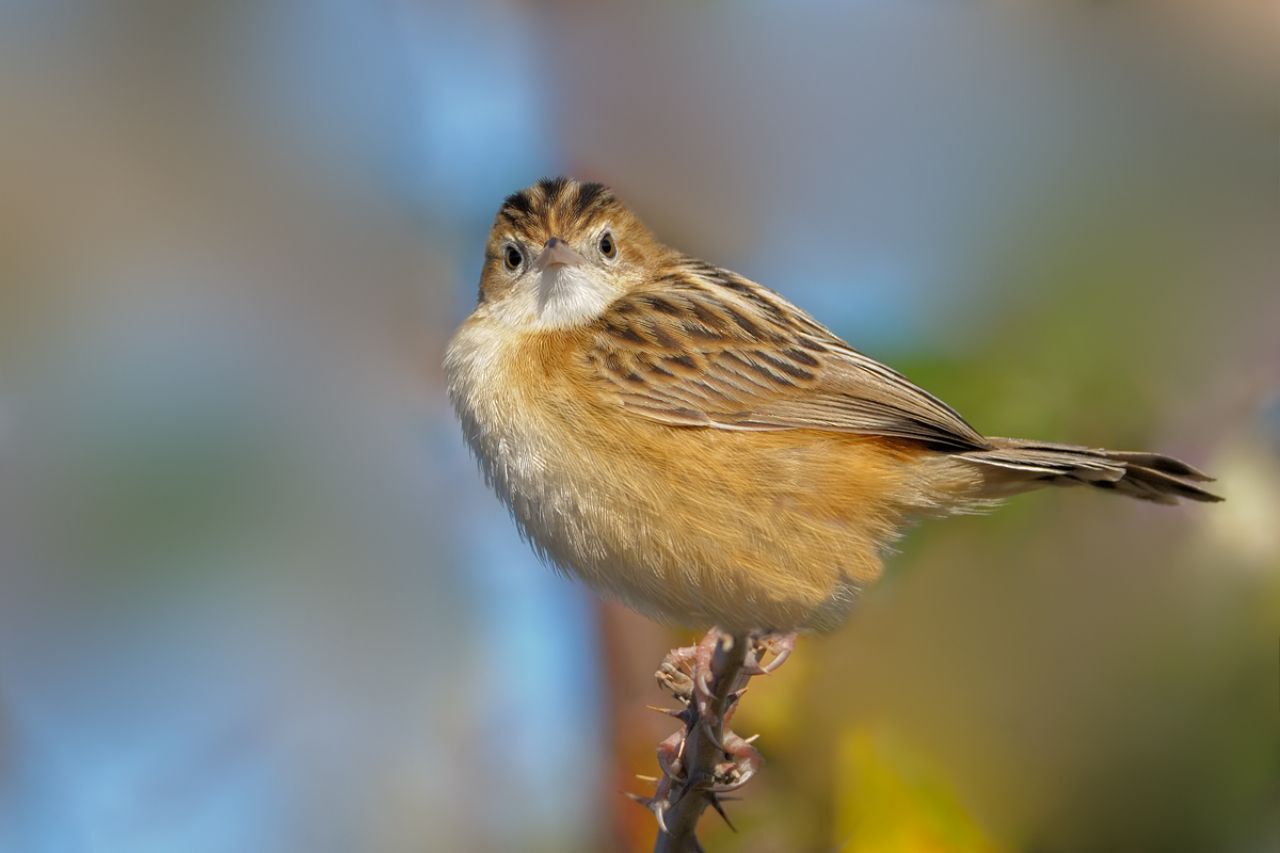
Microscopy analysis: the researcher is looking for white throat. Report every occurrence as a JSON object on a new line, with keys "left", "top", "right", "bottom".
{"left": 534, "top": 266, "right": 616, "bottom": 328}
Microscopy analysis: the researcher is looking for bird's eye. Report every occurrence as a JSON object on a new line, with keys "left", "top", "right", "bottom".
{"left": 503, "top": 244, "right": 524, "bottom": 271}
{"left": 598, "top": 231, "right": 617, "bottom": 260}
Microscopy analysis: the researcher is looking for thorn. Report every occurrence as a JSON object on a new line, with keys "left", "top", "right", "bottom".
{"left": 654, "top": 801, "right": 669, "bottom": 834}
{"left": 646, "top": 704, "right": 684, "bottom": 717}
{"left": 700, "top": 717, "right": 728, "bottom": 753}
{"left": 657, "top": 750, "right": 683, "bottom": 780}
{"left": 744, "top": 733, "right": 760, "bottom": 744}
{"left": 723, "top": 686, "right": 747, "bottom": 718}
{"left": 706, "top": 792, "right": 738, "bottom": 832}
{"left": 635, "top": 774, "right": 658, "bottom": 783}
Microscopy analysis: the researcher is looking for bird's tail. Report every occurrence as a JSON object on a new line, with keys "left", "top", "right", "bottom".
{"left": 960, "top": 437, "right": 1222, "bottom": 505}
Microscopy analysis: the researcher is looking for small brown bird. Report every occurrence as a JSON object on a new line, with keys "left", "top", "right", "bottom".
{"left": 445, "top": 177, "right": 1220, "bottom": 634}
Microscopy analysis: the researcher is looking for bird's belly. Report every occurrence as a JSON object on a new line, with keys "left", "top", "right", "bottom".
{"left": 488, "top": 413, "right": 894, "bottom": 632}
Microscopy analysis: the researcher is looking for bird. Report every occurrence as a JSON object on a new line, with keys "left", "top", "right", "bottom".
{"left": 445, "top": 176, "right": 1221, "bottom": 635}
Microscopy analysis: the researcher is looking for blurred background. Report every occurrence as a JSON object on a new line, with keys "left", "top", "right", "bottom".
{"left": 0, "top": 1, "right": 1277, "bottom": 850}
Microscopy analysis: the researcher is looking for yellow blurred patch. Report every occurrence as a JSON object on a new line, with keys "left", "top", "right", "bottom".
{"left": 834, "top": 726, "right": 1006, "bottom": 853}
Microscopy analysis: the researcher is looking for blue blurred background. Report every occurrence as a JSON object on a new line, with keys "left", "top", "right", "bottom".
{"left": 0, "top": 1, "right": 1276, "bottom": 851}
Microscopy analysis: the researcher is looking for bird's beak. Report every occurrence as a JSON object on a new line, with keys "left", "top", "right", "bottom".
{"left": 533, "top": 237, "right": 585, "bottom": 271}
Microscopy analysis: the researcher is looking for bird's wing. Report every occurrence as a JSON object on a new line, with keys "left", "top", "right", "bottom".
{"left": 582, "top": 263, "right": 988, "bottom": 451}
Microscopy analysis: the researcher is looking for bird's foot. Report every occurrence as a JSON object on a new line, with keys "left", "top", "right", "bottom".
{"left": 655, "top": 628, "right": 731, "bottom": 716}
{"left": 708, "top": 730, "right": 763, "bottom": 793}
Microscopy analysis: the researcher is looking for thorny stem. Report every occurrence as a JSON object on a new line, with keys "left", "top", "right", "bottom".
{"left": 631, "top": 628, "right": 795, "bottom": 853}
{"left": 654, "top": 631, "right": 748, "bottom": 853}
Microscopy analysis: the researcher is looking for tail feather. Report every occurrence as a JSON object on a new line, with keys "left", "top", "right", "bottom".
{"left": 962, "top": 437, "right": 1222, "bottom": 505}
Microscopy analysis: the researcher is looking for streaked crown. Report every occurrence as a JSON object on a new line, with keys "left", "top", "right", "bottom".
{"left": 476, "top": 178, "right": 665, "bottom": 325}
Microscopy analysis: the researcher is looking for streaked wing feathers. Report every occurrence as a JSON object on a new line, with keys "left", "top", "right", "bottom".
{"left": 584, "top": 264, "right": 987, "bottom": 450}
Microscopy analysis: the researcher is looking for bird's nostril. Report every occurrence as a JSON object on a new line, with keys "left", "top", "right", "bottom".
{"left": 545, "top": 237, "right": 561, "bottom": 249}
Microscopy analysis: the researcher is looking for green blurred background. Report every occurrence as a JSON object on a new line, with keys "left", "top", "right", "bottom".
{"left": 0, "top": 1, "right": 1276, "bottom": 851}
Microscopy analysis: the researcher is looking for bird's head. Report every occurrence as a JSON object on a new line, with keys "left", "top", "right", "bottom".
{"left": 475, "top": 177, "right": 666, "bottom": 329}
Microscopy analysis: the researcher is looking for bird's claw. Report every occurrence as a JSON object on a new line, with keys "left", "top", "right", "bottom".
{"left": 742, "top": 631, "right": 796, "bottom": 675}
{"left": 707, "top": 731, "right": 763, "bottom": 792}
{"left": 655, "top": 729, "right": 687, "bottom": 780}
{"left": 655, "top": 644, "right": 698, "bottom": 703}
